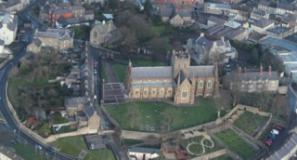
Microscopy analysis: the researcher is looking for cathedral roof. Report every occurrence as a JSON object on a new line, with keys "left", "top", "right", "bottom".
{"left": 189, "top": 66, "right": 215, "bottom": 78}
{"left": 131, "top": 66, "right": 172, "bottom": 79}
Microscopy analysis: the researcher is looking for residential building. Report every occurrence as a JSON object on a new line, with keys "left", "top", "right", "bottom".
{"left": 0, "top": 11, "right": 17, "bottom": 45}
{"left": 126, "top": 50, "right": 218, "bottom": 105}
{"left": 82, "top": 0, "right": 105, "bottom": 5}
{"left": 90, "top": 20, "right": 118, "bottom": 46}
{"left": 1, "top": 0, "right": 30, "bottom": 12}
{"left": 169, "top": 8, "right": 194, "bottom": 27}
{"left": 65, "top": 97, "right": 87, "bottom": 116}
{"left": 249, "top": 18, "right": 274, "bottom": 34}
{"left": 34, "top": 28, "right": 74, "bottom": 50}
{"left": 260, "top": 36, "right": 297, "bottom": 81}
{"left": 128, "top": 147, "right": 160, "bottom": 160}
{"left": 223, "top": 66, "right": 279, "bottom": 93}
{"left": 186, "top": 33, "right": 237, "bottom": 64}
{"left": 84, "top": 134, "right": 105, "bottom": 150}
{"left": 258, "top": 0, "right": 296, "bottom": 15}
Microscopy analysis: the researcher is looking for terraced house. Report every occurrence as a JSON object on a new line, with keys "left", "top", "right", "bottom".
{"left": 126, "top": 50, "right": 218, "bottom": 105}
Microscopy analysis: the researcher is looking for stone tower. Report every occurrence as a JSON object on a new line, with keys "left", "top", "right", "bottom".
{"left": 171, "top": 50, "right": 191, "bottom": 78}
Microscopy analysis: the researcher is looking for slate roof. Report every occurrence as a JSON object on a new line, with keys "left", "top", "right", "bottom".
{"left": 128, "top": 147, "right": 160, "bottom": 154}
{"left": 227, "top": 71, "right": 279, "bottom": 81}
{"left": 84, "top": 134, "right": 105, "bottom": 150}
{"left": 130, "top": 66, "right": 214, "bottom": 80}
{"left": 131, "top": 66, "right": 172, "bottom": 79}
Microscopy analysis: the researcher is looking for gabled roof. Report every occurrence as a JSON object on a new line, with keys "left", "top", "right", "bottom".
{"left": 83, "top": 105, "right": 94, "bottom": 118}
{"left": 131, "top": 66, "right": 172, "bottom": 79}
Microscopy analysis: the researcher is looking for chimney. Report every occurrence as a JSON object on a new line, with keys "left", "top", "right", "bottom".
{"left": 269, "top": 65, "right": 272, "bottom": 76}
{"left": 220, "top": 36, "right": 225, "bottom": 42}
{"left": 260, "top": 64, "right": 263, "bottom": 75}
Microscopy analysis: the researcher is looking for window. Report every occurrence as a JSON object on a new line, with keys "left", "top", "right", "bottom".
{"left": 207, "top": 80, "right": 212, "bottom": 89}
{"left": 198, "top": 80, "right": 204, "bottom": 89}
{"left": 143, "top": 90, "right": 148, "bottom": 95}
{"left": 182, "top": 92, "right": 187, "bottom": 98}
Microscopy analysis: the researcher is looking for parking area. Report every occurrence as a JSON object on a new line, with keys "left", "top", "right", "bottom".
{"left": 103, "top": 83, "right": 126, "bottom": 104}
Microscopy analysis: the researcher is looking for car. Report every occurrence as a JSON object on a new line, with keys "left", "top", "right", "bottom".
{"left": 271, "top": 129, "right": 279, "bottom": 135}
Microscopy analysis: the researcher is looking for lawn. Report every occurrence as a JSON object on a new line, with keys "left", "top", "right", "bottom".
{"left": 215, "top": 129, "right": 254, "bottom": 160}
{"left": 111, "top": 63, "right": 127, "bottom": 82}
{"left": 52, "top": 136, "right": 87, "bottom": 157}
{"left": 105, "top": 98, "right": 219, "bottom": 132}
{"left": 52, "top": 136, "right": 115, "bottom": 160}
{"left": 84, "top": 149, "right": 115, "bottom": 160}
{"left": 11, "top": 143, "right": 45, "bottom": 160}
{"left": 234, "top": 111, "right": 269, "bottom": 136}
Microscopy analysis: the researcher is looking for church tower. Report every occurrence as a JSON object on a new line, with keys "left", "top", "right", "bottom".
{"left": 171, "top": 50, "right": 191, "bottom": 78}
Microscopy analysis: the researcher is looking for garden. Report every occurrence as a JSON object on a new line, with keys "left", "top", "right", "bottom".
{"left": 234, "top": 111, "right": 269, "bottom": 136}
{"left": 52, "top": 136, "right": 115, "bottom": 160}
{"left": 215, "top": 129, "right": 255, "bottom": 159}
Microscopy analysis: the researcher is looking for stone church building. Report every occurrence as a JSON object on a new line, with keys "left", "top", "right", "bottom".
{"left": 126, "top": 50, "right": 218, "bottom": 105}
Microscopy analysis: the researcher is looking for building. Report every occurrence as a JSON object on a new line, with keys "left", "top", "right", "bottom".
{"left": 65, "top": 97, "right": 87, "bottom": 116}
{"left": 260, "top": 36, "right": 297, "bottom": 81}
{"left": 90, "top": 21, "right": 118, "bottom": 46}
{"left": 0, "top": 11, "right": 17, "bottom": 45}
{"left": 128, "top": 147, "right": 160, "bottom": 160}
{"left": 249, "top": 18, "right": 274, "bottom": 34}
{"left": 1, "top": 0, "right": 30, "bottom": 12}
{"left": 258, "top": 0, "right": 296, "bottom": 15}
{"left": 34, "top": 28, "right": 74, "bottom": 50}
{"left": 126, "top": 50, "right": 218, "bottom": 105}
{"left": 186, "top": 33, "right": 237, "bottom": 64}
{"left": 223, "top": 66, "right": 279, "bottom": 93}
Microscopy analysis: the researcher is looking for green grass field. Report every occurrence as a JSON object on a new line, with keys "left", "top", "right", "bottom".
{"left": 234, "top": 111, "right": 269, "bottom": 136}
{"left": 84, "top": 149, "right": 115, "bottom": 160}
{"left": 52, "top": 136, "right": 115, "bottom": 160}
{"left": 53, "top": 136, "right": 86, "bottom": 157}
{"left": 212, "top": 155, "right": 233, "bottom": 160}
{"left": 11, "top": 143, "right": 45, "bottom": 160}
{"left": 106, "top": 98, "right": 219, "bottom": 132}
{"left": 215, "top": 129, "right": 254, "bottom": 159}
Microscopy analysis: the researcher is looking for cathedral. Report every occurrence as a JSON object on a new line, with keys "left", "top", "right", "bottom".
{"left": 125, "top": 50, "right": 218, "bottom": 105}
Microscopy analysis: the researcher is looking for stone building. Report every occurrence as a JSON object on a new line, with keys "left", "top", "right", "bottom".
{"left": 126, "top": 50, "right": 218, "bottom": 105}
{"left": 90, "top": 21, "right": 118, "bottom": 46}
{"left": 34, "top": 28, "right": 74, "bottom": 51}
{"left": 223, "top": 66, "right": 279, "bottom": 93}
{"left": 186, "top": 33, "right": 237, "bottom": 65}
{"left": 0, "top": 11, "right": 17, "bottom": 45}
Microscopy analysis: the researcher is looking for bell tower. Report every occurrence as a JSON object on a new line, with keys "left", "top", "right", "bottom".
{"left": 171, "top": 49, "right": 191, "bottom": 78}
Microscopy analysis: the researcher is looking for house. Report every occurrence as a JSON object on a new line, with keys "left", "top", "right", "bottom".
{"left": 0, "top": 11, "right": 17, "bottom": 45}
{"left": 83, "top": 106, "right": 101, "bottom": 133}
{"left": 126, "top": 49, "right": 218, "bottom": 105}
{"left": 159, "top": 4, "right": 174, "bottom": 22}
{"left": 186, "top": 33, "right": 237, "bottom": 64}
{"left": 84, "top": 134, "right": 106, "bottom": 150}
{"left": 128, "top": 147, "right": 160, "bottom": 160}
{"left": 249, "top": 18, "right": 274, "bottom": 34}
{"left": 82, "top": 0, "right": 105, "bottom": 5}
{"left": 258, "top": 0, "right": 296, "bottom": 15}
{"left": 223, "top": 66, "right": 279, "bottom": 93}
{"left": 260, "top": 36, "right": 297, "bottom": 81}
{"left": 90, "top": 20, "right": 118, "bottom": 46}
{"left": 2, "top": 0, "right": 30, "bottom": 12}
{"left": 34, "top": 28, "right": 74, "bottom": 50}
{"left": 65, "top": 97, "right": 87, "bottom": 116}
